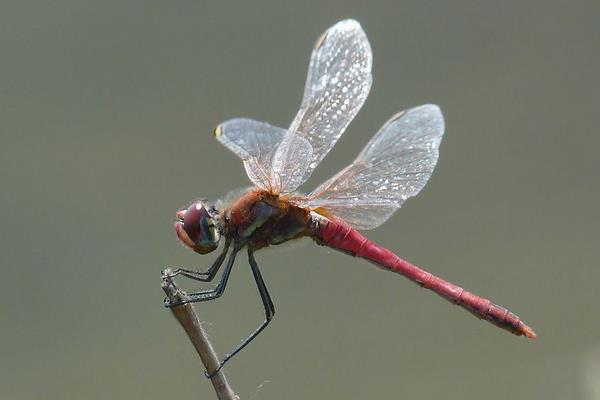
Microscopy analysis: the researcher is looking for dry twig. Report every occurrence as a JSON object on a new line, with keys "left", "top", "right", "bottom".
{"left": 162, "top": 269, "right": 240, "bottom": 400}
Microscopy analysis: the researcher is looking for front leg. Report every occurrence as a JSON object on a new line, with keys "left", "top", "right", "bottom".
{"left": 163, "top": 239, "right": 231, "bottom": 283}
{"left": 165, "top": 246, "right": 239, "bottom": 307}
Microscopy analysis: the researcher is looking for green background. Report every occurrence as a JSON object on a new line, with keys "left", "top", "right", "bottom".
{"left": 2, "top": 1, "right": 599, "bottom": 399}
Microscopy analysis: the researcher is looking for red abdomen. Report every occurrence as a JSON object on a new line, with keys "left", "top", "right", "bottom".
{"left": 313, "top": 218, "right": 536, "bottom": 339}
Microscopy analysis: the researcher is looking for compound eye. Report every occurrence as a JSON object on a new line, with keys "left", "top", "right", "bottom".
{"left": 181, "top": 202, "right": 208, "bottom": 243}
{"left": 180, "top": 202, "right": 220, "bottom": 254}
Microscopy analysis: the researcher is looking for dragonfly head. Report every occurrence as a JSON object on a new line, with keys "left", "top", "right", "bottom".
{"left": 174, "top": 200, "right": 221, "bottom": 254}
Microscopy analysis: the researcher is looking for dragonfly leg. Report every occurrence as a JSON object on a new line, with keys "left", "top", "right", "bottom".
{"left": 206, "top": 248, "right": 275, "bottom": 378}
{"left": 164, "top": 247, "right": 238, "bottom": 307}
{"left": 163, "top": 240, "right": 231, "bottom": 282}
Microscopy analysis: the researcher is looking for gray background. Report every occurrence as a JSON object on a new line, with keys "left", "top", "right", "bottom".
{"left": 2, "top": 1, "right": 599, "bottom": 399}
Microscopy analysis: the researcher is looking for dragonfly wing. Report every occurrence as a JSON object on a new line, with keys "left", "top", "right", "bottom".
{"left": 306, "top": 104, "right": 445, "bottom": 230}
{"left": 215, "top": 118, "right": 312, "bottom": 192}
{"left": 277, "top": 19, "right": 372, "bottom": 192}
{"left": 271, "top": 132, "right": 313, "bottom": 193}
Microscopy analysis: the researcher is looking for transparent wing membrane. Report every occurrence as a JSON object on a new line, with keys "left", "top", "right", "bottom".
{"left": 214, "top": 19, "right": 372, "bottom": 194}
{"left": 215, "top": 118, "right": 312, "bottom": 192}
{"left": 286, "top": 19, "right": 373, "bottom": 187}
{"left": 271, "top": 133, "right": 313, "bottom": 192}
{"left": 214, "top": 22, "right": 445, "bottom": 230}
{"left": 306, "top": 105, "right": 445, "bottom": 230}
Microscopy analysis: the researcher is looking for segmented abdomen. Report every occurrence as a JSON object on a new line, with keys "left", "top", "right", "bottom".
{"left": 313, "top": 218, "right": 536, "bottom": 338}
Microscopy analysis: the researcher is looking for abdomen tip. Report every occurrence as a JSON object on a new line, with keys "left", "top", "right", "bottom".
{"left": 521, "top": 324, "right": 537, "bottom": 339}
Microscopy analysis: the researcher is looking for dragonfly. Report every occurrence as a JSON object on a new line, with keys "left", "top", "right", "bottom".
{"left": 165, "top": 19, "right": 536, "bottom": 377}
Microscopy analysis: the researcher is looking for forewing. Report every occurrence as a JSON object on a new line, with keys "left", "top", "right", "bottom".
{"left": 215, "top": 118, "right": 312, "bottom": 192}
{"left": 283, "top": 19, "right": 372, "bottom": 188}
{"left": 215, "top": 118, "right": 287, "bottom": 190}
{"left": 271, "top": 133, "right": 313, "bottom": 193}
{"left": 306, "top": 105, "right": 445, "bottom": 230}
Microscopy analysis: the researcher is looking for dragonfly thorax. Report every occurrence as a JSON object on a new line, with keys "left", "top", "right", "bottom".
{"left": 226, "top": 189, "right": 312, "bottom": 249}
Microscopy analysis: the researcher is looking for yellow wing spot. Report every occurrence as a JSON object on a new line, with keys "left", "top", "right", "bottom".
{"left": 213, "top": 125, "right": 222, "bottom": 137}
{"left": 314, "top": 31, "right": 327, "bottom": 50}
{"left": 388, "top": 110, "right": 406, "bottom": 123}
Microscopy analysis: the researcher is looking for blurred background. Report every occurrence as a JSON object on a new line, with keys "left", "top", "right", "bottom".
{"left": 1, "top": 1, "right": 599, "bottom": 399}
